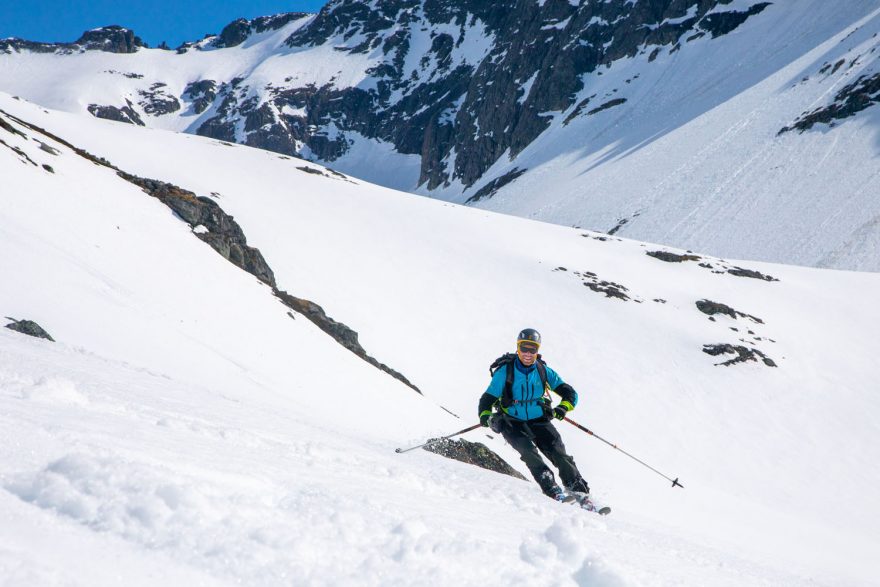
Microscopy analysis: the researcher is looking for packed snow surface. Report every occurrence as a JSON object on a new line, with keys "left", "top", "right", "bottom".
{"left": 1, "top": 94, "right": 879, "bottom": 586}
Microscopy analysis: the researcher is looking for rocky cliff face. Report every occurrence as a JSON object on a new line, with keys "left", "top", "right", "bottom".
{"left": 0, "top": 2, "right": 774, "bottom": 194}
{"left": 188, "top": 0, "right": 771, "bottom": 191}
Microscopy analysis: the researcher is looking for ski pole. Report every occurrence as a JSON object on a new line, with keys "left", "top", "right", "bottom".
{"left": 564, "top": 417, "right": 684, "bottom": 488}
{"left": 395, "top": 423, "right": 482, "bottom": 454}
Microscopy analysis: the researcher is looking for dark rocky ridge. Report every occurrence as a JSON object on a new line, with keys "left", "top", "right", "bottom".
{"left": 1, "top": 107, "right": 422, "bottom": 394}
{"left": 275, "top": 291, "right": 421, "bottom": 393}
{"left": 115, "top": 172, "right": 278, "bottom": 287}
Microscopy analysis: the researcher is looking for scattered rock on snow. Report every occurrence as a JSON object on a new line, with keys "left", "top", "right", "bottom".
{"left": 726, "top": 267, "right": 778, "bottom": 281}
{"left": 646, "top": 250, "right": 701, "bottom": 263}
{"left": 647, "top": 250, "right": 779, "bottom": 281}
{"left": 702, "top": 343, "right": 776, "bottom": 367}
{"left": 554, "top": 266, "right": 636, "bottom": 301}
{"left": 696, "top": 300, "right": 764, "bottom": 323}
{"left": 37, "top": 141, "right": 60, "bottom": 155}
{"left": 572, "top": 270, "right": 635, "bottom": 301}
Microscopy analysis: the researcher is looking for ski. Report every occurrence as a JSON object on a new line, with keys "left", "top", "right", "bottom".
{"left": 562, "top": 491, "right": 611, "bottom": 515}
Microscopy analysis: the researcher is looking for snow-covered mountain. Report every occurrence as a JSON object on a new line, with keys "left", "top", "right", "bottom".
{"left": 2, "top": 1, "right": 879, "bottom": 271}
{"left": 2, "top": 92, "right": 879, "bottom": 585}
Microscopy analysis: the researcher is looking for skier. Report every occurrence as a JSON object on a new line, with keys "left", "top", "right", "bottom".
{"left": 478, "top": 328, "right": 591, "bottom": 501}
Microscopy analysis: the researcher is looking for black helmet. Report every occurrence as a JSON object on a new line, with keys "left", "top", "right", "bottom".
{"left": 517, "top": 328, "right": 541, "bottom": 347}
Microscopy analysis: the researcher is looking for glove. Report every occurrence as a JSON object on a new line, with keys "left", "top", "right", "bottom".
{"left": 480, "top": 411, "right": 492, "bottom": 427}
{"left": 553, "top": 401, "right": 573, "bottom": 420}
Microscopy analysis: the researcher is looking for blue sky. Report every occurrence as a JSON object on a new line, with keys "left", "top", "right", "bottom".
{"left": 0, "top": 1, "right": 329, "bottom": 48}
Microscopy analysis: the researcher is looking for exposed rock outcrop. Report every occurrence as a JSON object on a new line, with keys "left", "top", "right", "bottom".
{"left": 465, "top": 168, "right": 527, "bottom": 203}
{"left": 780, "top": 72, "right": 880, "bottom": 134}
{"left": 422, "top": 437, "right": 526, "bottom": 480}
{"left": 4, "top": 318, "right": 55, "bottom": 342}
{"left": 87, "top": 100, "right": 145, "bottom": 126}
{"left": 183, "top": 80, "right": 218, "bottom": 114}
{"left": 116, "top": 172, "right": 277, "bottom": 287}
{"left": 138, "top": 83, "right": 181, "bottom": 116}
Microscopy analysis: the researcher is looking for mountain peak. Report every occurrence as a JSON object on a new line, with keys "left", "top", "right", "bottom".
{"left": 0, "top": 24, "right": 144, "bottom": 54}
{"left": 211, "top": 13, "right": 313, "bottom": 48}
{"left": 74, "top": 25, "right": 145, "bottom": 53}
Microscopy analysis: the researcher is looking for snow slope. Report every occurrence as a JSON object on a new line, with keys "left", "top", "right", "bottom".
{"left": 2, "top": 94, "right": 879, "bottom": 586}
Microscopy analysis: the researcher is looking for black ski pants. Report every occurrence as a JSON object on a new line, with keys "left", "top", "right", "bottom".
{"left": 501, "top": 416, "right": 590, "bottom": 496}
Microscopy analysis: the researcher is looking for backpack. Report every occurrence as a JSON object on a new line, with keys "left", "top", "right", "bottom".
{"left": 489, "top": 353, "right": 551, "bottom": 410}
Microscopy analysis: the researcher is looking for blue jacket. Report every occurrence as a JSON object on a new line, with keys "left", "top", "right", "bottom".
{"left": 483, "top": 358, "right": 577, "bottom": 421}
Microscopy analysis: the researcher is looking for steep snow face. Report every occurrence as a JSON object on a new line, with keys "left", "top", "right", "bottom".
{"left": 454, "top": 2, "right": 880, "bottom": 272}
{"left": 2, "top": 94, "right": 880, "bottom": 586}
{"left": 3, "top": 2, "right": 879, "bottom": 272}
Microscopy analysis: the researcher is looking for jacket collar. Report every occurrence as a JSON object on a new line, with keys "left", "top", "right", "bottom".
{"left": 514, "top": 357, "right": 536, "bottom": 374}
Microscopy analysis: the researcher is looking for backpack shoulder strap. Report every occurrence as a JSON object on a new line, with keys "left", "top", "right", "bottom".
{"left": 489, "top": 352, "right": 516, "bottom": 375}
{"left": 489, "top": 353, "right": 517, "bottom": 408}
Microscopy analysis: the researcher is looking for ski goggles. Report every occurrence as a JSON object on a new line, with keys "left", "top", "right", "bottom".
{"left": 517, "top": 343, "right": 539, "bottom": 354}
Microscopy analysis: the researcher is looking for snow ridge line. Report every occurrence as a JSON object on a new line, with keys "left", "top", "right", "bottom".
{"left": 0, "top": 109, "right": 422, "bottom": 394}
